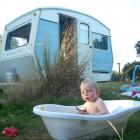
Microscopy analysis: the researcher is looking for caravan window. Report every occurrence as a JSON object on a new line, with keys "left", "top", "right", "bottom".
{"left": 5, "top": 23, "right": 31, "bottom": 50}
{"left": 79, "top": 23, "right": 89, "bottom": 45}
{"left": 92, "top": 33, "right": 108, "bottom": 50}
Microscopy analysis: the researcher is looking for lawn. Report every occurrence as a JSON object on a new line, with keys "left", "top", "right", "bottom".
{"left": 0, "top": 82, "right": 140, "bottom": 140}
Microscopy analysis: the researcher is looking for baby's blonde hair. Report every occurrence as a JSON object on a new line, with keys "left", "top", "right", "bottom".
{"left": 80, "top": 79, "right": 100, "bottom": 95}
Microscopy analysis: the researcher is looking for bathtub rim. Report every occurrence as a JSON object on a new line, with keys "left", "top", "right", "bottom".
{"left": 33, "top": 100, "right": 140, "bottom": 121}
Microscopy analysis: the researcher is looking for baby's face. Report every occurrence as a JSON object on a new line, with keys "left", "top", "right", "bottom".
{"left": 80, "top": 83, "right": 98, "bottom": 102}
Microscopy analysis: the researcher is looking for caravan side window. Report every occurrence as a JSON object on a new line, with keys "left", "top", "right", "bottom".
{"left": 79, "top": 23, "right": 89, "bottom": 45}
{"left": 92, "top": 33, "right": 108, "bottom": 50}
{"left": 5, "top": 23, "right": 31, "bottom": 50}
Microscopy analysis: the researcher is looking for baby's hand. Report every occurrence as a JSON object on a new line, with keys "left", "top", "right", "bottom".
{"left": 75, "top": 106, "right": 88, "bottom": 115}
{"left": 79, "top": 110, "right": 88, "bottom": 115}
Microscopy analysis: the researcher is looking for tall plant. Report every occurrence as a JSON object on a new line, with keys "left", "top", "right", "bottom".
{"left": 4, "top": 24, "right": 89, "bottom": 105}
{"left": 41, "top": 23, "right": 88, "bottom": 99}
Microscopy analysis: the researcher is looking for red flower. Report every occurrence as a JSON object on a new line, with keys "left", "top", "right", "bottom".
{"left": 2, "top": 127, "right": 19, "bottom": 137}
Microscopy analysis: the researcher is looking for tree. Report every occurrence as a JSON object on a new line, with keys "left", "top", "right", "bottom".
{"left": 135, "top": 40, "right": 140, "bottom": 54}
{"left": 121, "top": 61, "right": 140, "bottom": 80}
{"left": 111, "top": 70, "right": 119, "bottom": 81}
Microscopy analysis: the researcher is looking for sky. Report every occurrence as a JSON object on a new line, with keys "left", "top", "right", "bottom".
{"left": 0, "top": 0, "right": 140, "bottom": 71}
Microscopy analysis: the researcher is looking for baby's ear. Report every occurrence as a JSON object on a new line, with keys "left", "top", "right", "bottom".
{"left": 96, "top": 87, "right": 100, "bottom": 96}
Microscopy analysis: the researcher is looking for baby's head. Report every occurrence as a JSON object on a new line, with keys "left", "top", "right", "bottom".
{"left": 80, "top": 79, "right": 100, "bottom": 96}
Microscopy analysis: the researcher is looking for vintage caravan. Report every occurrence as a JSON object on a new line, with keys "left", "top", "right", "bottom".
{"left": 0, "top": 7, "right": 113, "bottom": 84}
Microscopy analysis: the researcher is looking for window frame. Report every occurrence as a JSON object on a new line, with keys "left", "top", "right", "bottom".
{"left": 5, "top": 23, "right": 32, "bottom": 50}
{"left": 79, "top": 23, "right": 89, "bottom": 45}
{"left": 92, "top": 32, "right": 109, "bottom": 50}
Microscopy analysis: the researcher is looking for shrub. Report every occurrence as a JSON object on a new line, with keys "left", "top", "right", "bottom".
{"left": 6, "top": 80, "right": 42, "bottom": 106}
{"left": 41, "top": 23, "right": 88, "bottom": 99}
{"left": 6, "top": 23, "right": 88, "bottom": 105}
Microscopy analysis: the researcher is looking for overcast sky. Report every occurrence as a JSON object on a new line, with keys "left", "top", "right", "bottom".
{"left": 0, "top": 0, "right": 140, "bottom": 71}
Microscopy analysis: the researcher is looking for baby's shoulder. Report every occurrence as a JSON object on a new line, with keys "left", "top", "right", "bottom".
{"left": 96, "top": 97, "right": 104, "bottom": 104}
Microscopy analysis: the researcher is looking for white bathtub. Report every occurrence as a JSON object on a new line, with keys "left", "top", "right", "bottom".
{"left": 33, "top": 100, "right": 140, "bottom": 140}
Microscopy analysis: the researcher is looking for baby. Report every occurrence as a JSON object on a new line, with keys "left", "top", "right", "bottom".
{"left": 77, "top": 79, "right": 109, "bottom": 115}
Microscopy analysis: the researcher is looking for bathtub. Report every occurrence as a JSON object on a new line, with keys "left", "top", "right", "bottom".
{"left": 33, "top": 100, "right": 140, "bottom": 140}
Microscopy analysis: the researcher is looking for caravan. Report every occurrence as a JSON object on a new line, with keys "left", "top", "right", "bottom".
{"left": 0, "top": 8, "right": 113, "bottom": 84}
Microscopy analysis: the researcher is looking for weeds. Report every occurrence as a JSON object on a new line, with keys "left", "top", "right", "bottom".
{"left": 41, "top": 22, "right": 88, "bottom": 99}
{"left": 3, "top": 22, "right": 88, "bottom": 105}
{"left": 5, "top": 80, "right": 42, "bottom": 106}
{"left": 107, "top": 121, "right": 124, "bottom": 140}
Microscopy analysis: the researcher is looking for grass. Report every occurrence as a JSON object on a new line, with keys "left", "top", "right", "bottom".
{"left": 0, "top": 82, "right": 140, "bottom": 140}
{"left": 0, "top": 104, "right": 51, "bottom": 140}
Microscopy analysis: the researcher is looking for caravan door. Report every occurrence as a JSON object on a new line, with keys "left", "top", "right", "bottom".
{"left": 35, "top": 19, "right": 59, "bottom": 77}
{"left": 77, "top": 22, "right": 93, "bottom": 76}
{"left": 92, "top": 32, "right": 113, "bottom": 74}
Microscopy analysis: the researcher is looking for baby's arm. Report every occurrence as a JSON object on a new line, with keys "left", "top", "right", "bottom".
{"left": 76, "top": 104, "right": 88, "bottom": 115}
{"left": 94, "top": 100, "right": 109, "bottom": 115}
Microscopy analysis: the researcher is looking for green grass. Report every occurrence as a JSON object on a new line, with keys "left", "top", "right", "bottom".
{"left": 0, "top": 104, "right": 51, "bottom": 140}
{"left": 0, "top": 82, "right": 140, "bottom": 140}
